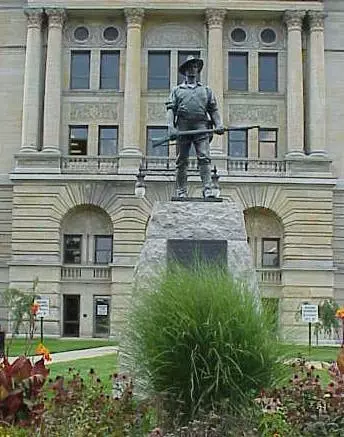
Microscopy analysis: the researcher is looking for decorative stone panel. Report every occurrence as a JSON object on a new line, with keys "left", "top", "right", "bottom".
{"left": 144, "top": 23, "right": 205, "bottom": 48}
{"left": 70, "top": 103, "right": 119, "bottom": 122}
{"left": 228, "top": 104, "right": 278, "bottom": 124}
{"left": 64, "top": 23, "right": 126, "bottom": 47}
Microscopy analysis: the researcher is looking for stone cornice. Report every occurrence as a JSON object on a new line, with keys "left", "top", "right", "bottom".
{"left": 45, "top": 8, "right": 66, "bottom": 29}
{"left": 283, "top": 10, "right": 306, "bottom": 31}
{"left": 24, "top": 8, "right": 44, "bottom": 29}
{"left": 125, "top": 8, "right": 144, "bottom": 28}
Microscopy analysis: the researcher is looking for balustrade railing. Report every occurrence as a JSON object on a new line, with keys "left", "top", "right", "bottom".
{"left": 256, "top": 269, "right": 282, "bottom": 285}
{"left": 61, "top": 265, "right": 111, "bottom": 281}
{"left": 61, "top": 156, "right": 119, "bottom": 174}
{"left": 227, "top": 159, "right": 288, "bottom": 176}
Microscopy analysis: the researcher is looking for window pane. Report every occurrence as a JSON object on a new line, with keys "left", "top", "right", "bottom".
{"left": 262, "top": 239, "right": 280, "bottom": 267}
{"left": 64, "top": 235, "right": 82, "bottom": 264}
{"left": 178, "top": 51, "right": 200, "bottom": 84}
{"left": 259, "top": 129, "right": 277, "bottom": 159}
{"left": 69, "top": 126, "right": 88, "bottom": 155}
{"left": 147, "top": 127, "right": 168, "bottom": 157}
{"left": 228, "top": 53, "right": 248, "bottom": 91}
{"left": 148, "top": 52, "right": 170, "bottom": 89}
{"left": 259, "top": 53, "right": 278, "bottom": 92}
{"left": 228, "top": 129, "right": 247, "bottom": 157}
{"left": 98, "top": 126, "right": 118, "bottom": 155}
{"left": 95, "top": 236, "right": 112, "bottom": 264}
{"left": 70, "top": 51, "right": 90, "bottom": 89}
{"left": 100, "top": 51, "right": 120, "bottom": 89}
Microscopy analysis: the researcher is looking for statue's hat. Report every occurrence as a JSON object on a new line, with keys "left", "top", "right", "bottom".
{"left": 178, "top": 55, "right": 204, "bottom": 75}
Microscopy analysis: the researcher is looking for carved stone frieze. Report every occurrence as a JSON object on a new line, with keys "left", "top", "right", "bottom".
{"left": 64, "top": 23, "right": 126, "bottom": 47}
{"left": 228, "top": 104, "right": 278, "bottom": 124}
{"left": 144, "top": 23, "right": 205, "bottom": 48}
{"left": 308, "top": 11, "right": 327, "bottom": 32}
{"left": 46, "top": 9, "right": 66, "bottom": 29}
{"left": 147, "top": 103, "right": 166, "bottom": 122}
{"left": 226, "top": 21, "right": 285, "bottom": 50}
{"left": 24, "top": 8, "right": 44, "bottom": 29}
{"left": 70, "top": 103, "right": 119, "bottom": 122}
{"left": 125, "top": 8, "right": 144, "bottom": 27}
{"left": 206, "top": 9, "right": 227, "bottom": 28}
{"left": 283, "top": 10, "right": 306, "bottom": 32}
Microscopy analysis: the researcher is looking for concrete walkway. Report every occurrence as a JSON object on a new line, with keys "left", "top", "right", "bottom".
{"left": 9, "top": 346, "right": 119, "bottom": 364}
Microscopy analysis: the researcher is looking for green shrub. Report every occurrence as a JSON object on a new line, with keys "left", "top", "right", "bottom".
{"left": 124, "top": 263, "right": 283, "bottom": 419}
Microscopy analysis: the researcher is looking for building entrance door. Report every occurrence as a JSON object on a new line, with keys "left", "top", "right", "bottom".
{"left": 63, "top": 295, "right": 80, "bottom": 337}
{"left": 93, "top": 297, "right": 110, "bottom": 337}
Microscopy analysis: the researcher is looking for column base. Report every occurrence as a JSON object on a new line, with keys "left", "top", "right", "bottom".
{"left": 20, "top": 144, "right": 38, "bottom": 153}
{"left": 309, "top": 150, "right": 329, "bottom": 158}
{"left": 118, "top": 146, "right": 143, "bottom": 174}
{"left": 285, "top": 150, "right": 305, "bottom": 158}
{"left": 42, "top": 146, "right": 61, "bottom": 154}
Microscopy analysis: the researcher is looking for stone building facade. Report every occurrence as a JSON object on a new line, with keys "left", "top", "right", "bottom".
{"left": 0, "top": 0, "right": 341, "bottom": 340}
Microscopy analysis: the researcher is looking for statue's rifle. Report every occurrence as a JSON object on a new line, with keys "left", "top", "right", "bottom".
{"left": 152, "top": 125, "right": 261, "bottom": 148}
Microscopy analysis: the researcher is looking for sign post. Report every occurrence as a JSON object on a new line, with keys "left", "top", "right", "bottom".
{"left": 35, "top": 298, "right": 50, "bottom": 343}
{"left": 301, "top": 303, "right": 319, "bottom": 357}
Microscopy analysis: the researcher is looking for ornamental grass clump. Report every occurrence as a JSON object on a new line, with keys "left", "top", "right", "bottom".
{"left": 124, "top": 262, "right": 283, "bottom": 420}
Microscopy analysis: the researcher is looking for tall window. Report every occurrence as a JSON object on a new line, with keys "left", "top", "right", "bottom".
{"left": 69, "top": 126, "right": 88, "bottom": 155}
{"left": 262, "top": 238, "right": 280, "bottom": 267}
{"left": 98, "top": 126, "right": 118, "bottom": 155}
{"left": 228, "top": 52, "right": 248, "bottom": 91}
{"left": 147, "top": 126, "right": 168, "bottom": 156}
{"left": 228, "top": 129, "right": 248, "bottom": 157}
{"left": 148, "top": 51, "right": 170, "bottom": 89}
{"left": 177, "top": 51, "right": 201, "bottom": 84}
{"left": 70, "top": 51, "right": 90, "bottom": 89}
{"left": 64, "top": 235, "right": 82, "bottom": 264}
{"left": 94, "top": 235, "right": 113, "bottom": 264}
{"left": 100, "top": 51, "right": 120, "bottom": 89}
{"left": 259, "top": 53, "right": 278, "bottom": 92}
{"left": 259, "top": 129, "right": 278, "bottom": 159}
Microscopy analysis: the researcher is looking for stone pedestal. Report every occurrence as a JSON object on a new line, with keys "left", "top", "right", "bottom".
{"left": 135, "top": 200, "right": 259, "bottom": 296}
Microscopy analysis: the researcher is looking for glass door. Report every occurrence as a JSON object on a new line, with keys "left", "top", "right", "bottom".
{"left": 93, "top": 296, "right": 110, "bottom": 337}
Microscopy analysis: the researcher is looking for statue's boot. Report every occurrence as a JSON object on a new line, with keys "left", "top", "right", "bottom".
{"left": 199, "top": 162, "right": 213, "bottom": 198}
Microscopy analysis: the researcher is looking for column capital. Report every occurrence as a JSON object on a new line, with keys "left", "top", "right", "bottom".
{"left": 284, "top": 10, "right": 306, "bottom": 31}
{"left": 206, "top": 9, "right": 226, "bottom": 28}
{"left": 45, "top": 8, "right": 66, "bottom": 29}
{"left": 308, "top": 11, "right": 327, "bottom": 32}
{"left": 125, "top": 8, "right": 144, "bottom": 27}
{"left": 24, "top": 8, "right": 44, "bottom": 29}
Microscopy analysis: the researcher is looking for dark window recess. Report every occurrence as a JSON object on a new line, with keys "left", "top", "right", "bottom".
{"left": 70, "top": 51, "right": 90, "bottom": 89}
{"left": 259, "top": 129, "right": 278, "bottom": 159}
{"left": 148, "top": 51, "right": 170, "bottom": 89}
{"left": 98, "top": 126, "right": 118, "bottom": 155}
{"left": 177, "top": 51, "right": 201, "bottom": 84}
{"left": 259, "top": 53, "right": 278, "bottom": 92}
{"left": 69, "top": 126, "right": 88, "bottom": 155}
{"left": 94, "top": 235, "right": 113, "bottom": 264}
{"left": 231, "top": 28, "right": 247, "bottom": 43}
{"left": 228, "top": 129, "right": 248, "bottom": 157}
{"left": 64, "top": 235, "right": 82, "bottom": 264}
{"left": 147, "top": 126, "right": 168, "bottom": 157}
{"left": 262, "top": 238, "right": 280, "bottom": 267}
{"left": 100, "top": 51, "right": 120, "bottom": 89}
{"left": 228, "top": 52, "right": 248, "bottom": 91}
{"left": 261, "top": 28, "right": 277, "bottom": 44}
{"left": 103, "top": 26, "right": 119, "bottom": 42}
{"left": 63, "top": 295, "right": 80, "bottom": 337}
{"left": 74, "top": 26, "right": 89, "bottom": 42}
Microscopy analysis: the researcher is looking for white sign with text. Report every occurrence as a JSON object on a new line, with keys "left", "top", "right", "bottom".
{"left": 35, "top": 298, "right": 50, "bottom": 318}
{"left": 301, "top": 304, "right": 319, "bottom": 323}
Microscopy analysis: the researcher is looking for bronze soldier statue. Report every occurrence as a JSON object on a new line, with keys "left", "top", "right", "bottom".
{"left": 166, "top": 55, "right": 224, "bottom": 198}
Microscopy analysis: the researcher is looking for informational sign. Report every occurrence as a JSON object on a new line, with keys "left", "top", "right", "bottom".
{"left": 35, "top": 298, "right": 50, "bottom": 318}
{"left": 301, "top": 304, "right": 319, "bottom": 323}
{"left": 97, "top": 304, "right": 108, "bottom": 316}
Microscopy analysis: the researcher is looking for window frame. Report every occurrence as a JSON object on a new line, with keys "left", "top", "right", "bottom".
{"left": 228, "top": 129, "right": 248, "bottom": 158}
{"left": 258, "top": 128, "right": 278, "bottom": 159}
{"left": 98, "top": 125, "right": 118, "bottom": 156}
{"left": 261, "top": 238, "right": 280, "bottom": 268}
{"left": 70, "top": 50, "right": 91, "bottom": 90}
{"left": 146, "top": 126, "right": 169, "bottom": 157}
{"left": 228, "top": 51, "right": 249, "bottom": 91}
{"left": 258, "top": 52, "right": 278, "bottom": 92}
{"left": 94, "top": 235, "right": 113, "bottom": 265}
{"left": 99, "top": 50, "right": 120, "bottom": 90}
{"left": 69, "top": 125, "right": 88, "bottom": 155}
{"left": 147, "top": 51, "right": 171, "bottom": 90}
{"left": 63, "top": 234, "right": 83, "bottom": 265}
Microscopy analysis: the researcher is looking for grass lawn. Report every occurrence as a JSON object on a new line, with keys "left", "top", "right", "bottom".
{"left": 279, "top": 343, "right": 341, "bottom": 362}
{"left": 46, "top": 353, "right": 118, "bottom": 392}
{"left": 6, "top": 337, "right": 117, "bottom": 357}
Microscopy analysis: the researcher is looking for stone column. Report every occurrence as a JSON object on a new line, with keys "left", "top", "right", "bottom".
{"left": 284, "top": 11, "right": 306, "bottom": 157}
{"left": 206, "top": 9, "right": 226, "bottom": 155}
{"left": 42, "top": 9, "right": 66, "bottom": 153}
{"left": 122, "top": 8, "right": 144, "bottom": 152}
{"left": 308, "top": 11, "right": 327, "bottom": 156}
{"left": 21, "top": 9, "right": 44, "bottom": 152}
